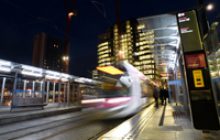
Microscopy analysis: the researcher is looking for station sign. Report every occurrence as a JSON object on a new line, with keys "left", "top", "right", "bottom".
{"left": 177, "top": 10, "right": 203, "bottom": 52}
{"left": 177, "top": 10, "right": 220, "bottom": 130}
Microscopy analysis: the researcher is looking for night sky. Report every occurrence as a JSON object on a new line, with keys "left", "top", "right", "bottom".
{"left": 0, "top": 0, "right": 219, "bottom": 77}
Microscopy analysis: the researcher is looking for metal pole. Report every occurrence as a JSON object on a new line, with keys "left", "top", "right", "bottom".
{"left": 77, "top": 84, "right": 80, "bottom": 105}
{"left": 1, "top": 77, "right": 6, "bottom": 104}
{"left": 67, "top": 82, "right": 70, "bottom": 105}
{"left": 40, "top": 81, "right": 43, "bottom": 98}
{"left": 197, "top": 0, "right": 210, "bottom": 38}
{"left": 53, "top": 82, "right": 56, "bottom": 103}
{"left": 46, "top": 81, "right": 50, "bottom": 104}
{"left": 58, "top": 83, "right": 61, "bottom": 103}
{"left": 32, "top": 81, "right": 35, "bottom": 97}
{"left": 72, "top": 83, "right": 75, "bottom": 103}
{"left": 11, "top": 72, "right": 18, "bottom": 109}
{"left": 64, "top": 83, "right": 66, "bottom": 103}
{"left": 23, "top": 80, "right": 27, "bottom": 98}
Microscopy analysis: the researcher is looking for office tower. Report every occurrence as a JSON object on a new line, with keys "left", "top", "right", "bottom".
{"left": 32, "top": 32, "right": 70, "bottom": 73}
{"left": 97, "top": 32, "right": 114, "bottom": 66}
{"left": 97, "top": 14, "right": 179, "bottom": 80}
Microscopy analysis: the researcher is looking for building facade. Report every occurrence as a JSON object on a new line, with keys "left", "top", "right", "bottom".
{"left": 32, "top": 32, "right": 70, "bottom": 73}
{"left": 97, "top": 14, "right": 180, "bottom": 80}
{"left": 97, "top": 31, "right": 114, "bottom": 66}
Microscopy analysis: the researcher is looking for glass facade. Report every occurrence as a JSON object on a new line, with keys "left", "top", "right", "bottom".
{"left": 207, "top": 22, "right": 220, "bottom": 78}
{"left": 137, "top": 14, "right": 180, "bottom": 80}
{"left": 208, "top": 49, "right": 220, "bottom": 77}
{"left": 97, "top": 32, "right": 114, "bottom": 66}
{"left": 97, "top": 14, "right": 180, "bottom": 80}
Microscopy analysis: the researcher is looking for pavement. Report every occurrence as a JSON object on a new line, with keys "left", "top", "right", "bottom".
{"left": 98, "top": 103, "right": 220, "bottom": 140}
{"left": 0, "top": 103, "right": 81, "bottom": 125}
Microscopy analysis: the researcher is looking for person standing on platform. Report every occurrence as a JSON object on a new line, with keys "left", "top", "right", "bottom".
{"left": 153, "top": 85, "right": 159, "bottom": 108}
{"left": 160, "top": 87, "right": 164, "bottom": 105}
{"left": 163, "top": 86, "right": 169, "bottom": 105}
{"left": 160, "top": 86, "right": 169, "bottom": 105}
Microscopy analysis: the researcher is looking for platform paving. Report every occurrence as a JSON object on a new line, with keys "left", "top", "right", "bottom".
{"left": 99, "top": 103, "right": 220, "bottom": 140}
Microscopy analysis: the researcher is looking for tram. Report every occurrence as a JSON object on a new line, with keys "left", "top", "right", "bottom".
{"left": 81, "top": 61, "right": 154, "bottom": 118}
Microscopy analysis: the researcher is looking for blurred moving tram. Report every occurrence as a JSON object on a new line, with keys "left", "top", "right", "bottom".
{"left": 81, "top": 61, "right": 154, "bottom": 118}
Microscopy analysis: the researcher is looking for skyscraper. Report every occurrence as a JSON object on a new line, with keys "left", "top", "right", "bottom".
{"left": 97, "top": 14, "right": 180, "bottom": 80}
{"left": 97, "top": 32, "right": 114, "bottom": 66}
{"left": 32, "top": 32, "right": 70, "bottom": 73}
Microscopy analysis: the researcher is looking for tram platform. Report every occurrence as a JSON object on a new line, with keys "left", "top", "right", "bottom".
{"left": 0, "top": 103, "right": 81, "bottom": 125}
{"left": 98, "top": 103, "right": 220, "bottom": 140}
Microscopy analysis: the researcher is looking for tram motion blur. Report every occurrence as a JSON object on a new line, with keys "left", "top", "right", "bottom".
{"left": 81, "top": 61, "right": 154, "bottom": 119}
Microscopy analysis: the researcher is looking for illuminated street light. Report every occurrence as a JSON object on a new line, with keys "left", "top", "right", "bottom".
{"left": 206, "top": 3, "right": 214, "bottom": 11}
{"left": 68, "top": 11, "right": 76, "bottom": 19}
{"left": 62, "top": 56, "right": 69, "bottom": 61}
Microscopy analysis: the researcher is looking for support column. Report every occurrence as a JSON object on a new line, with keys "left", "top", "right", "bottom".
{"left": 64, "top": 83, "right": 66, "bottom": 103}
{"left": 1, "top": 77, "right": 6, "bottom": 104}
{"left": 40, "top": 81, "right": 43, "bottom": 98}
{"left": 11, "top": 72, "right": 18, "bottom": 108}
{"left": 53, "top": 82, "right": 56, "bottom": 103}
{"left": 32, "top": 81, "right": 35, "bottom": 97}
{"left": 23, "top": 80, "right": 27, "bottom": 98}
{"left": 72, "top": 83, "right": 75, "bottom": 103}
{"left": 77, "top": 84, "right": 80, "bottom": 105}
{"left": 67, "top": 82, "right": 70, "bottom": 105}
{"left": 58, "top": 83, "right": 61, "bottom": 103}
{"left": 46, "top": 81, "right": 50, "bottom": 104}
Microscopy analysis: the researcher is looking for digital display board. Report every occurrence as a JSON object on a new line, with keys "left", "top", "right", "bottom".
{"left": 185, "top": 53, "right": 206, "bottom": 69}
{"left": 178, "top": 10, "right": 220, "bottom": 130}
{"left": 177, "top": 11, "right": 203, "bottom": 52}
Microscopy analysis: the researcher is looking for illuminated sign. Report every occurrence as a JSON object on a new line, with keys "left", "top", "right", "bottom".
{"left": 96, "top": 66, "right": 124, "bottom": 75}
{"left": 178, "top": 10, "right": 220, "bottom": 130}
{"left": 185, "top": 53, "right": 206, "bottom": 69}
{"left": 177, "top": 10, "right": 203, "bottom": 52}
{"left": 192, "top": 69, "right": 205, "bottom": 88}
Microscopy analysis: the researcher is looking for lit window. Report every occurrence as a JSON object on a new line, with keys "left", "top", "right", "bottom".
{"left": 137, "top": 24, "right": 145, "bottom": 30}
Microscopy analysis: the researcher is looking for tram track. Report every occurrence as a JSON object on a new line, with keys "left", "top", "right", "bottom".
{"left": 0, "top": 108, "right": 126, "bottom": 140}
{"left": 0, "top": 110, "right": 96, "bottom": 140}
{"left": 0, "top": 100, "right": 154, "bottom": 140}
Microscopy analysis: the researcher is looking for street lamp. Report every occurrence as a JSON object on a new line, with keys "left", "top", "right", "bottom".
{"left": 62, "top": 56, "right": 69, "bottom": 62}
{"left": 196, "top": 0, "right": 215, "bottom": 38}
{"left": 63, "top": 11, "right": 76, "bottom": 73}
{"left": 206, "top": 3, "right": 214, "bottom": 11}
{"left": 68, "top": 11, "right": 75, "bottom": 18}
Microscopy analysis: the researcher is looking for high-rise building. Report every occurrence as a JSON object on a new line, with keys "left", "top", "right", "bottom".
{"left": 97, "top": 14, "right": 180, "bottom": 80}
{"left": 32, "top": 32, "right": 70, "bottom": 73}
{"left": 97, "top": 32, "right": 114, "bottom": 66}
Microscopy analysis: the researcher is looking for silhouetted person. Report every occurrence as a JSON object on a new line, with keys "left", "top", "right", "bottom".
{"left": 163, "top": 88, "right": 169, "bottom": 105}
{"left": 160, "top": 87, "right": 169, "bottom": 105}
{"left": 153, "top": 85, "right": 159, "bottom": 108}
{"left": 160, "top": 87, "right": 165, "bottom": 105}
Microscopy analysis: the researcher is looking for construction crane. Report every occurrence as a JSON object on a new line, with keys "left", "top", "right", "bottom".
{"left": 63, "top": 0, "right": 77, "bottom": 73}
